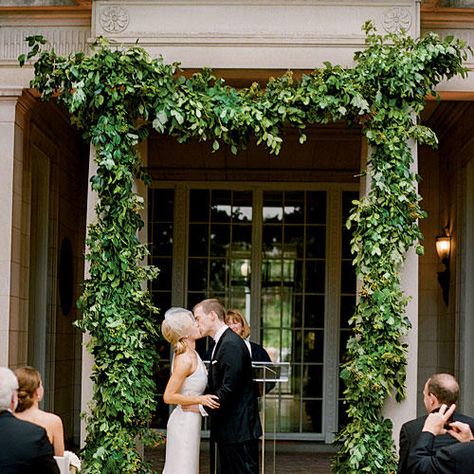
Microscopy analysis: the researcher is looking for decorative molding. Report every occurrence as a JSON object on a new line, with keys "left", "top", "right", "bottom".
{"left": 0, "top": 86, "right": 24, "bottom": 97}
{"left": 0, "top": 26, "right": 90, "bottom": 61}
{"left": 99, "top": 5, "right": 129, "bottom": 33}
{"left": 383, "top": 7, "right": 413, "bottom": 33}
{"left": 93, "top": 0, "right": 414, "bottom": 5}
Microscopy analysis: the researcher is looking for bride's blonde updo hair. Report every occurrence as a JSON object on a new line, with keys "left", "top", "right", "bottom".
{"left": 161, "top": 307, "right": 196, "bottom": 355}
{"left": 14, "top": 366, "right": 41, "bottom": 413}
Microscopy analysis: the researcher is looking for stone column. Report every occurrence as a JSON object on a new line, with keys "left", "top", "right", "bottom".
{"left": 0, "top": 91, "right": 21, "bottom": 366}
{"left": 382, "top": 139, "right": 419, "bottom": 448}
{"left": 80, "top": 143, "right": 150, "bottom": 446}
{"left": 360, "top": 138, "right": 419, "bottom": 448}
{"left": 80, "top": 146, "right": 97, "bottom": 446}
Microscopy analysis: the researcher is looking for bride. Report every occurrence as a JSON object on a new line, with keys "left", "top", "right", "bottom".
{"left": 161, "top": 307, "right": 220, "bottom": 474}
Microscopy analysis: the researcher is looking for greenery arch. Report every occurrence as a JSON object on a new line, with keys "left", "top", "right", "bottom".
{"left": 21, "top": 22, "right": 470, "bottom": 474}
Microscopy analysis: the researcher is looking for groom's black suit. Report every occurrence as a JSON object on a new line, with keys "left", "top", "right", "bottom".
{"left": 207, "top": 327, "right": 262, "bottom": 473}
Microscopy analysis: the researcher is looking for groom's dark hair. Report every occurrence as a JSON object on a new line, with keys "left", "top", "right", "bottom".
{"left": 195, "top": 298, "right": 225, "bottom": 321}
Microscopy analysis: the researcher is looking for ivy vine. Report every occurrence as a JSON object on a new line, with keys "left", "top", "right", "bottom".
{"left": 20, "top": 22, "right": 470, "bottom": 473}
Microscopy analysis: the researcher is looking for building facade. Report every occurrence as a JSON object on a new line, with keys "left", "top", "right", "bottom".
{"left": 0, "top": 0, "right": 473, "bottom": 448}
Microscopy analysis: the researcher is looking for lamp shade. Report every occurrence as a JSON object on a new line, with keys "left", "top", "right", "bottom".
{"left": 435, "top": 235, "right": 451, "bottom": 264}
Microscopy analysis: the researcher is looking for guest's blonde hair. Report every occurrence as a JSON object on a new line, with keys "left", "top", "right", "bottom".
{"left": 14, "top": 366, "right": 41, "bottom": 412}
{"left": 161, "top": 307, "right": 196, "bottom": 355}
{"left": 225, "top": 309, "right": 251, "bottom": 339}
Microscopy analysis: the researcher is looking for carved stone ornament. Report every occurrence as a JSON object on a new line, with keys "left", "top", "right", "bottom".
{"left": 383, "top": 7, "right": 412, "bottom": 34}
{"left": 100, "top": 6, "right": 129, "bottom": 33}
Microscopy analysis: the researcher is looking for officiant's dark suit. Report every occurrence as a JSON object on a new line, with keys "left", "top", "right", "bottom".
{"left": 0, "top": 410, "right": 59, "bottom": 474}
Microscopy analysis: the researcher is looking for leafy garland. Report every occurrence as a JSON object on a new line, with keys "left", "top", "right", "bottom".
{"left": 20, "top": 22, "right": 469, "bottom": 473}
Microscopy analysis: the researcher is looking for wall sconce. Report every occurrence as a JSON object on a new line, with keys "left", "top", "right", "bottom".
{"left": 435, "top": 226, "right": 451, "bottom": 305}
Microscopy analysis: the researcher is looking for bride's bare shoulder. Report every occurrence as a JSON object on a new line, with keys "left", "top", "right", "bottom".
{"left": 173, "top": 350, "right": 197, "bottom": 373}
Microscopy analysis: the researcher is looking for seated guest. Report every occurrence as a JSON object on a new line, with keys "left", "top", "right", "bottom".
{"left": 398, "top": 373, "right": 474, "bottom": 473}
{"left": 0, "top": 366, "right": 59, "bottom": 474}
{"left": 14, "top": 366, "right": 65, "bottom": 457}
{"left": 408, "top": 403, "right": 474, "bottom": 474}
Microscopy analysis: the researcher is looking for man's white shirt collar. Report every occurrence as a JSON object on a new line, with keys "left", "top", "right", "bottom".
{"left": 211, "top": 324, "right": 228, "bottom": 359}
{"left": 213, "top": 324, "right": 228, "bottom": 345}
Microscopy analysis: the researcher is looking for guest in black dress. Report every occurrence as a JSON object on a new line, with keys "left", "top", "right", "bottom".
{"left": 225, "top": 309, "right": 275, "bottom": 395}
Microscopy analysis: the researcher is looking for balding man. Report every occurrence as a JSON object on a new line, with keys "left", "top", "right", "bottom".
{"left": 0, "top": 367, "right": 59, "bottom": 474}
{"left": 398, "top": 373, "right": 474, "bottom": 474}
{"left": 408, "top": 403, "right": 474, "bottom": 474}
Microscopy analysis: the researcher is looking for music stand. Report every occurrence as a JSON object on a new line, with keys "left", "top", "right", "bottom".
{"left": 252, "top": 362, "right": 289, "bottom": 474}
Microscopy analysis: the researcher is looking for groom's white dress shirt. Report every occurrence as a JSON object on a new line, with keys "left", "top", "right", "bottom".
{"left": 211, "top": 324, "right": 228, "bottom": 359}
{"left": 198, "top": 324, "right": 228, "bottom": 416}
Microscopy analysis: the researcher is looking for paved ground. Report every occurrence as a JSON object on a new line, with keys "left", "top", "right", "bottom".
{"left": 145, "top": 441, "right": 334, "bottom": 473}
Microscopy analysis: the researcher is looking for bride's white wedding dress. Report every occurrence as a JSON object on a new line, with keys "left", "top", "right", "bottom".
{"left": 162, "top": 353, "right": 207, "bottom": 474}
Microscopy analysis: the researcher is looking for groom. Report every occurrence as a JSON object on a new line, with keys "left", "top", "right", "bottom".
{"left": 194, "top": 298, "right": 262, "bottom": 474}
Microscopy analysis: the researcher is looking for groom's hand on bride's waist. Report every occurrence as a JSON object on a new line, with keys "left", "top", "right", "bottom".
{"left": 200, "top": 394, "right": 220, "bottom": 410}
{"left": 181, "top": 404, "right": 200, "bottom": 413}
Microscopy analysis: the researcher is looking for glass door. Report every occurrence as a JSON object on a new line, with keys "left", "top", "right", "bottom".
{"left": 149, "top": 183, "right": 357, "bottom": 440}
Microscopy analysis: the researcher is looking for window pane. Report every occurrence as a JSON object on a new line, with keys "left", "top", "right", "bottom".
{"left": 307, "top": 191, "right": 326, "bottom": 224}
{"left": 187, "top": 259, "right": 208, "bottom": 291}
{"left": 262, "top": 328, "right": 280, "bottom": 357}
{"left": 188, "top": 224, "right": 209, "bottom": 257}
{"left": 209, "top": 259, "right": 227, "bottom": 292}
{"left": 303, "top": 364, "right": 323, "bottom": 398}
{"left": 189, "top": 190, "right": 209, "bottom": 222}
{"left": 305, "top": 260, "right": 325, "bottom": 293}
{"left": 291, "top": 294, "right": 303, "bottom": 328}
{"left": 284, "top": 191, "right": 304, "bottom": 224}
{"left": 341, "top": 260, "right": 356, "bottom": 293}
{"left": 151, "top": 223, "right": 173, "bottom": 256}
{"left": 263, "top": 192, "right": 283, "bottom": 223}
{"left": 340, "top": 295, "right": 356, "bottom": 328}
{"left": 342, "top": 227, "right": 353, "bottom": 259}
{"left": 306, "top": 226, "right": 326, "bottom": 259}
{"left": 211, "top": 190, "right": 231, "bottom": 223}
{"left": 152, "top": 258, "right": 172, "bottom": 291}
{"left": 187, "top": 292, "right": 206, "bottom": 310}
{"left": 304, "top": 295, "right": 325, "bottom": 328}
{"left": 232, "top": 224, "right": 252, "bottom": 249}
{"left": 339, "top": 330, "right": 351, "bottom": 361}
{"left": 210, "top": 224, "right": 230, "bottom": 257}
{"left": 304, "top": 330, "right": 324, "bottom": 363}
{"left": 233, "top": 191, "right": 253, "bottom": 222}
{"left": 263, "top": 225, "right": 282, "bottom": 253}
{"left": 284, "top": 225, "right": 304, "bottom": 257}
{"left": 303, "top": 400, "right": 323, "bottom": 432}
{"left": 151, "top": 189, "right": 174, "bottom": 222}
{"left": 152, "top": 291, "right": 171, "bottom": 319}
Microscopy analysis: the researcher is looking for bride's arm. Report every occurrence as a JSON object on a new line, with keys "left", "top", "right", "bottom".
{"left": 163, "top": 354, "right": 219, "bottom": 409}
